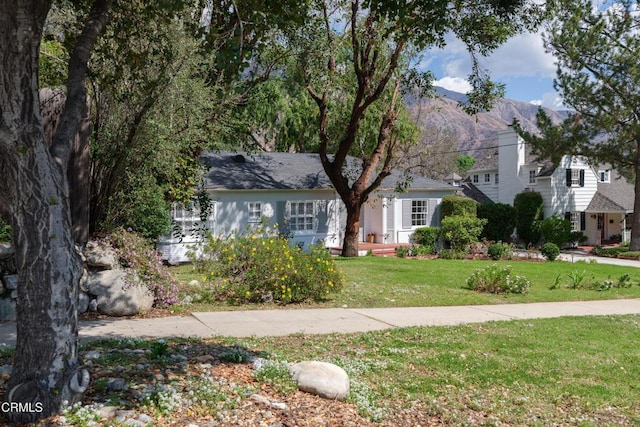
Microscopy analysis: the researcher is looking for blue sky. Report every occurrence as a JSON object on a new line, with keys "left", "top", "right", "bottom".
{"left": 422, "top": 31, "right": 564, "bottom": 110}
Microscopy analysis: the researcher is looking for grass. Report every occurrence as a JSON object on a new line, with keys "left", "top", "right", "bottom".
{"left": 234, "top": 314, "right": 640, "bottom": 425}
{"left": 170, "top": 257, "right": 640, "bottom": 312}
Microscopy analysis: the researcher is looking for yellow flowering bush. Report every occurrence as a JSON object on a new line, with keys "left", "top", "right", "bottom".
{"left": 192, "top": 226, "right": 344, "bottom": 303}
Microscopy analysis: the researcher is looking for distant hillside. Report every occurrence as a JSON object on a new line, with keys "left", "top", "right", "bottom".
{"left": 407, "top": 87, "right": 569, "bottom": 156}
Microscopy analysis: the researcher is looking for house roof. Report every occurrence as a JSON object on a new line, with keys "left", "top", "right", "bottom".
{"left": 587, "top": 172, "right": 635, "bottom": 213}
{"left": 200, "top": 151, "right": 453, "bottom": 192}
{"left": 458, "top": 179, "right": 494, "bottom": 204}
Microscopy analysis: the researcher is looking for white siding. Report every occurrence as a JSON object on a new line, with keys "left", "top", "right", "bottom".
{"left": 546, "top": 156, "right": 598, "bottom": 217}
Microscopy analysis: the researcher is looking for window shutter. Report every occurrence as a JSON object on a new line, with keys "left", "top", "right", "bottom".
{"left": 276, "top": 201, "right": 288, "bottom": 235}
{"left": 316, "top": 201, "right": 329, "bottom": 234}
{"left": 402, "top": 200, "right": 412, "bottom": 229}
{"left": 580, "top": 211, "right": 586, "bottom": 231}
{"left": 566, "top": 169, "right": 572, "bottom": 187}
{"left": 564, "top": 212, "right": 571, "bottom": 221}
{"left": 428, "top": 198, "right": 439, "bottom": 226}
{"left": 579, "top": 169, "right": 585, "bottom": 187}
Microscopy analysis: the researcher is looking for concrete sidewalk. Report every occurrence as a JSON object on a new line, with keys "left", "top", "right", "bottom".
{"left": 1, "top": 299, "right": 640, "bottom": 347}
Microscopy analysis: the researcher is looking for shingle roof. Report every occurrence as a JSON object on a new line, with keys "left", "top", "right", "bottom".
{"left": 587, "top": 171, "right": 635, "bottom": 213}
{"left": 458, "top": 180, "right": 494, "bottom": 204}
{"left": 200, "top": 152, "right": 453, "bottom": 191}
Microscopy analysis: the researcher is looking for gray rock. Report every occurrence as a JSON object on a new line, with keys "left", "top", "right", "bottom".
{"left": 88, "top": 268, "right": 154, "bottom": 317}
{"left": 137, "top": 414, "right": 153, "bottom": 424}
{"left": 290, "top": 361, "right": 350, "bottom": 401}
{"left": 89, "top": 299, "right": 98, "bottom": 312}
{"left": 78, "top": 291, "right": 90, "bottom": 314}
{"left": 106, "top": 377, "right": 128, "bottom": 392}
{"left": 80, "top": 268, "right": 89, "bottom": 292}
{"left": 0, "top": 243, "right": 14, "bottom": 260}
{"left": 97, "top": 406, "right": 119, "bottom": 419}
{"left": 0, "top": 298, "right": 16, "bottom": 321}
{"left": 84, "top": 241, "right": 117, "bottom": 269}
{"left": 3, "top": 274, "right": 18, "bottom": 290}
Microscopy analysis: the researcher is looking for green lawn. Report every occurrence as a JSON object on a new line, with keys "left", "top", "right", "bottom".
{"left": 170, "top": 257, "right": 640, "bottom": 312}
{"left": 234, "top": 314, "right": 640, "bottom": 425}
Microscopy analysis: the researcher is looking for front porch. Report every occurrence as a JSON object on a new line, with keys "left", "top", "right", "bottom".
{"left": 330, "top": 242, "right": 411, "bottom": 257}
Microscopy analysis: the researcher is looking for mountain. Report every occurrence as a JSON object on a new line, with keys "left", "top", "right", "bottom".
{"left": 406, "top": 87, "right": 569, "bottom": 156}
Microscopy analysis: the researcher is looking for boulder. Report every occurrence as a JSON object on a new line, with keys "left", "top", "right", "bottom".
{"left": 0, "top": 298, "right": 16, "bottom": 321}
{"left": 84, "top": 241, "right": 117, "bottom": 269}
{"left": 3, "top": 274, "right": 17, "bottom": 290}
{"left": 78, "top": 291, "right": 90, "bottom": 314}
{"left": 87, "top": 268, "right": 154, "bottom": 317}
{"left": 0, "top": 243, "right": 14, "bottom": 260}
{"left": 289, "top": 361, "right": 350, "bottom": 400}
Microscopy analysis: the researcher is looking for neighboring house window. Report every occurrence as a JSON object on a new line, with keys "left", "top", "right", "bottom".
{"left": 248, "top": 202, "right": 262, "bottom": 223}
{"left": 565, "top": 211, "right": 586, "bottom": 232}
{"left": 472, "top": 174, "right": 479, "bottom": 183}
{"left": 566, "top": 168, "right": 585, "bottom": 187}
{"left": 411, "top": 200, "right": 429, "bottom": 226}
{"left": 289, "top": 201, "right": 315, "bottom": 232}
{"left": 494, "top": 174, "right": 499, "bottom": 184}
{"left": 484, "top": 173, "right": 491, "bottom": 183}
{"left": 599, "top": 170, "right": 610, "bottom": 183}
{"left": 529, "top": 170, "right": 537, "bottom": 184}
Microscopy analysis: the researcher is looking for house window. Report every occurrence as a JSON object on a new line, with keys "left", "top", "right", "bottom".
{"left": 566, "top": 168, "right": 585, "bottom": 187}
{"left": 472, "top": 174, "right": 479, "bottom": 183}
{"left": 529, "top": 170, "right": 537, "bottom": 184}
{"left": 599, "top": 170, "right": 610, "bottom": 183}
{"left": 565, "top": 211, "right": 586, "bottom": 232}
{"left": 248, "top": 202, "right": 262, "bottom": 223}
{"left": 484, "top": 173, "right": 491, "bottom": 183}
{"left": 171, "top": 202, "right": 214, "bottom": 239}
{"left": 411, "top": 200, "right": 429, "bottom": 226}
{"left": 494, "top": 174, "right": 499, "bottom": 184}
{"left": 289, "top": 201, "right": 315, "bottom": 232}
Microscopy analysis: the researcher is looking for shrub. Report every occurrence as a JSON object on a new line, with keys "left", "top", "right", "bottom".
{"left": 411, "top": 227, "right": 440, "bottom": 247}
{"left": 477, "top": 203, "right": 516, "bottom": 242}
{"left": 441, "top": 215, "right": 487, "bottom": 252}
{"left": 539, "top": 216, "right": 572, "bottom": 247}
{"left": 395, "top": 245, "right": 410, "bottom": 258}
{"left": 465, "top": 264, "right": 530, "bottom": 294}
{"left": 487, "top": 242, "right": 512, "bottom": 260}
{"left": 592, "top": 245, "right": 628, "bottom": 257}
{"left": 437, "top": 249, "right": 466, "bottom": 259}
{"left": 194, "top": 225, "right": 344, "bottom": 304}
{"left": 440, "top": 195, "right": 477, "bottom": 218}
{"left": 569, "top": 231, "right": 588, "bottom": 247}
{"left": 105, "top": 228, "right": 180, "bottom": 306}
{"left": 0, "top": 217, "right": 11, "bottom": 242}
{"left": 617, "top": 251, "right": 640, "bottom": 260}
{"left": 104, "top": 173, "right": 171, "bottom": 239}
{"left": 513, "top": 191, "right": 543, "bottom": 245}
{"left": 540, "top": 242, "right": 560, "bottom": 261}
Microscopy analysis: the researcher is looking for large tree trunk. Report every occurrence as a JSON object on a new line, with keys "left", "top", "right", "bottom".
{"left": 341, "top": 199, "right": 362, "bottom": 257}
{"left": 0, "top": 2, "right": 89, "bottom": 422}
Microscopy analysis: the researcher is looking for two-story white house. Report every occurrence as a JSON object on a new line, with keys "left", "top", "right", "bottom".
{"left": 157, "top": 152, "right": 456, "bottom": 262}
{"left": 463, "top": 128, "right": 634, "bottom": 245}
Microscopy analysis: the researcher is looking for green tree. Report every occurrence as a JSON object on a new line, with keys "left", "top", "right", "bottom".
{"left": 513, "top": 191, "right": 543, "bottom": 245}
{"left": 515, "top": 0, "right": 640, "bottom": 250}
{"left": 457, "top": 154, "right": 476, "bottom": 176}
{"left": 300, "top": 0, "right": 540, "bottom": 256}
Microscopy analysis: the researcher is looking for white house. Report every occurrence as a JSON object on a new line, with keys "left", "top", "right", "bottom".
{"left": 157, "top": 152, "right": 456, "bottom": 262}
{"left": 464, "top": 128, "right": 634, "bottom": 245}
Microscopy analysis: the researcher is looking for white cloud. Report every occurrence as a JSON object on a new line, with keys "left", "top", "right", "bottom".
{"left": 485, "top": 32, "right": 556, "bottom": 79}
{"left": 530, "top": 91, "right": 566, "bottom": 110}
{"left": 434, "top": 76, "right": 472, "bottom": 93}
